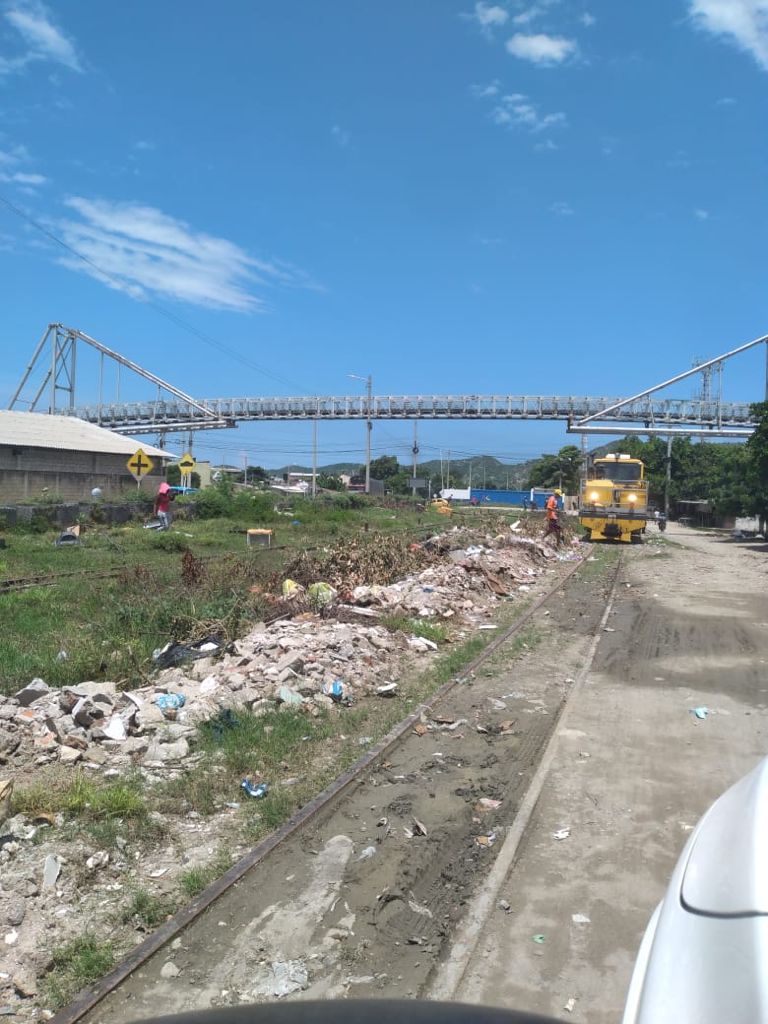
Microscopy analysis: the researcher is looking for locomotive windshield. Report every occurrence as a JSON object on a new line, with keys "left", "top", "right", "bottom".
{"left": 591, "top": 461, "right": 642, "bottom": 483}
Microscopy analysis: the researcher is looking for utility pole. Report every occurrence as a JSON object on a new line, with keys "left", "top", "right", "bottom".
{"left": 365, "top": 374, "right": 372, "bottom": 495}
{"left": 348, "top": 373, "right": 373, "bottom": 494}
{"left": 312, "top": 419, "right": 317, "bottom": 498}
{"left": 412, "top": 421, "right": 419, "bottom": 483}
{"left": 447, "top": 449, "right": 451, "bottom": 490}
{"left": 664, "top": 435, "right": 672, "bottom": 518}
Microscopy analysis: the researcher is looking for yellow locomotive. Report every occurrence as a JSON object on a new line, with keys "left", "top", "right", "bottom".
{"left": 579, "top": 453, "right": 648, "bottom": 543}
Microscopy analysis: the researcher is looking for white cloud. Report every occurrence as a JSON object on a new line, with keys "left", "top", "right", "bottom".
{"left": 54, "top": 197, "right": 311, "bottom": 313}
{"left": 694, "top": 208, "right": 710, "bottom": 220}
{"left": 513, "top": 6, "right": 543, "bottom": 25}
{"left": 472, "top": 84, "right": 566, "bottom": 134}
{"left": 331, "top": 124, "right": 351, "bottom": 148}
{"left": 581, "top": 12, "right": 596, "bottom": 26}
{"left": 4, "top": 1, "right": 82, "bottom": 73}
{"left": 551, "top": 200, "right": 574, "bottom": 215}
{"left": 0, "top": 140, "right": 46, "bottom": 189}
{"left": 472, "top": 2, "right": 509, "bottom": 28}
{"left": 716, "top": 94, "right": 737, "bottom": 103}
{"left": 535, "top": 137, "right": 558, "bottom": 151}
{"left": 471, "top": 80, "right": 501, "bottom": 97}
{"left": 689, "top": 0, "right": 768, "bottom": 70}
{"left": 1, "top": 170, "right": 46, "bottom": 184}
{"left": 506, "top": 32, "right": 577, "bottom": 63}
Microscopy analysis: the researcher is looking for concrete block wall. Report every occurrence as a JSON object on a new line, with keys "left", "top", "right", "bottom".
{"left": 0, "top": 445, "right": 164, "bottom": 502}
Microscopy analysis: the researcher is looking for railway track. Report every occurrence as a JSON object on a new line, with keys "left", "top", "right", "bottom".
{"left": 48, "top": 547, "right": 621, "bottom": 1024}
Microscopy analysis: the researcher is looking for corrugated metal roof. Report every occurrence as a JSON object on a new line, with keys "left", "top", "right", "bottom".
{"left": 0, "top": 411, "right": 172, "bottom": 459}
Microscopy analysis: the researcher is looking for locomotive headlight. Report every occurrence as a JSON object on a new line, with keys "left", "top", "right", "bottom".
{"left": 627, "top": 493, "right": 637, "bottom": 503}
{"left": 589, "top": 491, "right": 600, "bottom": 501}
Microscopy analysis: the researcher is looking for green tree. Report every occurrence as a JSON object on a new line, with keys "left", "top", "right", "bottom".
{"left": 527, "top": 445, "right": 582, "bottom": 492}
{"left": 317, "top": 473, "right": 345, "bottom": 491}
{"left": 166, "top": 464, "right": 201, "bottom": 488}
{"left": 237, "top": 465, "right": 270, "bottom": 486}
{"left": 368, "top": 455, "right": 401, "bottom": 480}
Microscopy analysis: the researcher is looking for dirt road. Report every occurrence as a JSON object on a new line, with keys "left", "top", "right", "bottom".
{"left": 443, "top": 525, "right": 768, "bottom": 1022}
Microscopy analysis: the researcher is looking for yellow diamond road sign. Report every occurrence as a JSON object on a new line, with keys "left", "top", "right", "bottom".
{"left": 178, "top": 452, "right": 196, "bottom": 474}
{"left": 126, "top": 448, "right": 155, "bottom": 482}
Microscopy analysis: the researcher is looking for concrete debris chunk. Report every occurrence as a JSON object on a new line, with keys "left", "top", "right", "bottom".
{"left": 42, "top": 854, "right": 62, "bottom": 889}
{"left": 15, "top": 679, "right": 49, "bottom": 707}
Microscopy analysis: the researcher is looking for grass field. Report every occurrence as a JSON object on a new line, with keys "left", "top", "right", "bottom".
{"left": 0, "top": 492, "right": 510, "bottom": 694}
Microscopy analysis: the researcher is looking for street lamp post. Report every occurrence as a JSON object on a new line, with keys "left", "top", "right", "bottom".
{"left": 349, "top": 373, "right": 372, "bottom": 494}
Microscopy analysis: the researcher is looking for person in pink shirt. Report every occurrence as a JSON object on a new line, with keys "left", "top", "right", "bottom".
{"left": 153, "top": 481, "right": 174, "bottom": 530}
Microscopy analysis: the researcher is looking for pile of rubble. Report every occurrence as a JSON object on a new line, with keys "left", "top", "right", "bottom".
{"left": 0, "top": 524, "right": 573, "bottom": 1017}
{"left": 0, "top": 529, "right": 562, "bottom": 777}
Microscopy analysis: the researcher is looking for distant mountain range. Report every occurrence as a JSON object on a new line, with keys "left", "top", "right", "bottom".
{"left": 273, "top": 454, "right": 538, "bottom": 488}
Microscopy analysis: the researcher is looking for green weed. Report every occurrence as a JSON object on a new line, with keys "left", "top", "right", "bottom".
{"left": 116, "top": 889, "right": 176, "bottom": 930}
{"left": 14, "top": 772, "right": 149, "bottom": 826}
{"left": 382, "top": 615, "right": 449, "bottom": 644}
{"left": 179, "top": 850, "right": 234, "bottom": 898}
{"left": 41, "top": 936, "right": 115, "bottom": 1010}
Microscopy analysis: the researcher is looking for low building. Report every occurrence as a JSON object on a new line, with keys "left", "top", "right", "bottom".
{"left": 0, "top": 410, "right": 170, "bottom": 502}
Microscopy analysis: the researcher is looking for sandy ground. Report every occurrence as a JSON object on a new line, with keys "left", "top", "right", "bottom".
{"left": 83, "top": 555, "right": 615, "bottom": 1024}
{"left": 445, "top": 525, "right": 768, "bottom": 1022}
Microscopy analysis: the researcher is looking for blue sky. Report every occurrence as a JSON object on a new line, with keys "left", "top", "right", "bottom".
{"left": 1, "top": 0, "right": 767, "bottom": 468}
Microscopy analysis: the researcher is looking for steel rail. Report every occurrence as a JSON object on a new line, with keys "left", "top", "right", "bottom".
{"left": 49, "top": 546, "right": 608, "bottom": 1024}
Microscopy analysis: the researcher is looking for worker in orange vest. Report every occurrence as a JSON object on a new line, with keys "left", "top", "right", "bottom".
{"left": 545, "top": 489, "right": 563, "bottom": 545}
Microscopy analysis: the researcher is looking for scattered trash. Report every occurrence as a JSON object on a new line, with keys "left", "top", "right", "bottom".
{"left": 475, "top": 797, "right": 502, "bottom": 812}
{"left": 358, "top": 736, "right": 373, "bottom": 746}
{"left": 497, "top": 899, "right": 512, "bottom": 913}
{"left": 571, "top": 913, "right": 591, "bottom": 925}
{"left": 552, "top": 827, "right": 571, "bottom": 841}
{"left": 376, "top": 682, "right": 399, "bottom": 697}
{"left": 603, "top": 627, "right": 616, "bottom": 633}
{"left": 149, "top": 868, "right": 170, "bottom": 878}
{"left": 412, "top": 723, "right": 428, "bottom": 737}
{"left": 435, "top": 718, "right": 468, "bottom": 732}
{"left": 322, "top": 680, "right": 347, "bottom": 703}
{"left": 564, "top": 997, "right": 576, "bottom": 1014}
{"left": 532, "top": 934, "right": 546, "bottom": 944}
{"left": 86, "top": 851, "right": 109, "bottom": 872}
{"left": 690, "top": 706, "right": 709, "bottom": 720}
{"left": 475, "top": 833, "right": 497, "bottom": 848}
{"left": 3, "top": 931, "right": 18, "bottom": 947}
{"left": 308, "top": 581, "right": 337, "bottom": 609}
{"left": 377, "top": 817, "right": 389, "bottom": 828}
{"left": 155, "top": 693, "right": 186, "bottom": 711}
{"left": 55, "top": 524, "right": 80, "bottom": 547}
{"left": 357, "top": 846, "right": 377, "bottom": 861}
{"left": 408, "top": 635, "right": 438, "bottom": 652}
{"left": 411, "top": 817, "right": 428, "bottom": 837}
{"left": 241, "top": 779, "right": 269, "bottom": 799}
{"left": 477, "top": 624, "right": 499, "bottom": 630}
{"left": 160, "top": 962, "right": 181, "bottom": 980}
{"left": 153, "top": 636, "right": 222, "bottom": 669}
{"left": 56, "top": 649, "right": 68, "bottom": 662}
{"left": 282, "top": 579, "right": 304, "bottom": 599}
{"left": 408, "top": 897, "right": 433, "bottom": 918}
